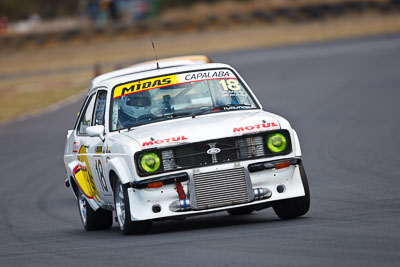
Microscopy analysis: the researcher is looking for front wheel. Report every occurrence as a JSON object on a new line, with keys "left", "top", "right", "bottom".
{"left": 114, "top": 179, "right": 153, "bottom": 235}
{"left": 273, "top": 164, "right": 310, "bottom": 219}
{"left": 77, "top": 191, "right": 113, "bottom": 230}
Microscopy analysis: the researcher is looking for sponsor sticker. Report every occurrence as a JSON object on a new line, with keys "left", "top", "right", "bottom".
{"left": 233, "top": 122, "right": 280, "bottom": 133}
{"left": 95, "top": 146, "right": 102, "bottom": 154}
{"left": 183, "top": 70, "right": 235, "bottom": 82}
{"left": 220, "top": 105, "right": 251, "bottom": 111}
{"left": 113, "top": 74, "right": 178, "bottom": 98}
{"left": 142, "top": 136, "right": 188, "bottom": 147}
{"left": 113, "top": 70, "right": 237, "bottom": 99}
{"left": 76, "top": 145, "right": 101, "bottom": 201}
{"left": 72, "top": 142, "right": 79, "bottom": 153}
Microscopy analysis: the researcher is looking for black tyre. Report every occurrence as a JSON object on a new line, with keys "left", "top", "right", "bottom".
{"left": 273, "top": 163, "right": 310, "bottom": 219}
{"left": 114, "top": 179, "right": 153, "bottom": 235}
{"left": 227, "top": 206, "right": 254, "bottom": 216}
{"left": 77, "top": 190, "right": 113, "bottom": 230}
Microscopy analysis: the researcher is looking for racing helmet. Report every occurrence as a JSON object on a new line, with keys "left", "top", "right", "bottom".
{"left": 120, "top": 90, "right": 152, "bottom": 118}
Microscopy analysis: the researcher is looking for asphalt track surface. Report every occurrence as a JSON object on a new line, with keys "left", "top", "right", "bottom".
{"left": 1, "top": 34, "right": 399, "bottom": 267}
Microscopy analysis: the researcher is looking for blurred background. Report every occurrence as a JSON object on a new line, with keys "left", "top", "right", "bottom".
{"left": 1, "top": 0, "right": 400, "bottom": 122}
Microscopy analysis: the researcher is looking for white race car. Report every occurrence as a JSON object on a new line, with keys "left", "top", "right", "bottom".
{"left": 63, "top": 55, "right": 310, "bottom": 234}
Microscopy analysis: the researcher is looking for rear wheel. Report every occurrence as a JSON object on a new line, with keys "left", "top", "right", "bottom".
{"left": 273, "top": 164, "right": 310, "bottom": 219}
{"left": 77, "top": 191, "right": 113, "bottom": 230}
{"left": 114, "top": 179, "right": 153, "bottom": 235}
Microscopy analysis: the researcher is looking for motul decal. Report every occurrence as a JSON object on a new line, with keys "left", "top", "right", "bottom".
{"left": 233, "top": 122, "right": 279, "bottom": 133}
{"left": 142, "top": 136, "right": 188, "bottom": 147}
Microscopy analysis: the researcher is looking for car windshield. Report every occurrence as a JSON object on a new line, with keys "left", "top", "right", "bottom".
{"left": 110, "top": 68, "right": 258, "bottom": 131}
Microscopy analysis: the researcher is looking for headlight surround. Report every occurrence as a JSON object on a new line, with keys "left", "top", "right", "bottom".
{"left": 266, "top": 133, "right": 287, "bottom": 153}
{"left": 140, "top": 152, "right": 161, "bottom": 173}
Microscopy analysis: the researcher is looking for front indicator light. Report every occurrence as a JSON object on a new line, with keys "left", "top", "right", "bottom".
{"left": 267, "top": 133, "right": 287, "bottom": 153}
{"left": 147, "top": 181, "right": 163, "bottom": 188}
{"left": 275, "top": 161, "right": 290, "bottom": 169}
{"left": 140, "top": 152, "right": 161, "bottom": 173}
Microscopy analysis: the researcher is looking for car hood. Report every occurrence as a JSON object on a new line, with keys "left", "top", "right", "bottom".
{"left": 119, "top": 110, "right": 285, "bottom": 149}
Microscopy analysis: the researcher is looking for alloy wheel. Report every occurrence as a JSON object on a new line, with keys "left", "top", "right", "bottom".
{"left": 115, "top": 182, "right": 125, "bottom": 229}
{"left": 78, "top": 192, "right": 87, "bottom": 225}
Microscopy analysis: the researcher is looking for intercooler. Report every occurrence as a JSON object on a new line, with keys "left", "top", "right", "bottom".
{"left": 190, "top": 167, "right": 253, "bottom": 210}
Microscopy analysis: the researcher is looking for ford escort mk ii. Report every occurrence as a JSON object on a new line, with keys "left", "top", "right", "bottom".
{"left": 63, "top": 58, "right": 310, "bottom": 234}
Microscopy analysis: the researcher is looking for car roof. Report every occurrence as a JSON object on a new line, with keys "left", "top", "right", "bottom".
{"left": 90, "top": 55, "right": 211, "bottom": 89}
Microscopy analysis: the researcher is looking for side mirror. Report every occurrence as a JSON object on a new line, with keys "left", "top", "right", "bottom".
{"left": 86, "top": 125, "right": 105, "bottom": 142}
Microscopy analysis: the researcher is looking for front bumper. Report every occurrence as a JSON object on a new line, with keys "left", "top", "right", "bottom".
{"left": 127, "top": 157, "right": 306, "bottom": 221}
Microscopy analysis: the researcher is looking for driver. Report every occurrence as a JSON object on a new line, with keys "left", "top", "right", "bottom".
{"left": 119, "top": 90, "right": 152, "bottom": 127}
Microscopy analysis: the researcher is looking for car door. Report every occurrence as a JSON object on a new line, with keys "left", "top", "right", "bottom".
{"left": 89, "top": 89, "right": 114, "bottom": 204}
{"left": 73, "top": 91, "right": 103, "bottom": 203}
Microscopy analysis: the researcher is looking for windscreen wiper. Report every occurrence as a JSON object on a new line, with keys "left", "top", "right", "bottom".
{"left": 169, "top": 107, "right": 214, "bottom": 119}
{"left": 167, "top": 111, "right": 193, "bottom": 118}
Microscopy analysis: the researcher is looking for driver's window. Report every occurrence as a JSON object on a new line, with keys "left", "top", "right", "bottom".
{"left": 78, "top": 94, "right": 96, "bottom": 135}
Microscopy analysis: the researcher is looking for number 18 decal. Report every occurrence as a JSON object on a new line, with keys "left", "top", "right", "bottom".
{"left": 94, "top": 157, "right": 108, "bottom": 192}
{"left": 219, "top": 79, "right": 241, "bottom": 91}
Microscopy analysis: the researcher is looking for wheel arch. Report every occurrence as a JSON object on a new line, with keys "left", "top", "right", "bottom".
{"left": 106, "top": 157, "right": 132, "bottom": 187}
{"left": 109, "top": 170, "right": 118, "bottom": 192}
{"left": 69, "top": 176, "right": 79, "bottom": 199}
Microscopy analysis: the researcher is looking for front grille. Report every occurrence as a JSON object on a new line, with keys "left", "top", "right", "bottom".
{"left": 237, "top": 135, "right": 265, "bottom": 159}
{"left": 165, "top": 135, "right": 268, "bottom": 170}
{"left": 175, "top": 142, "right": 212, "bottom": 168}
{"left": 161, "top": 150, "right": 175, "bottom": 171}
{"left": 192, "top": 167, "right": 251, "bottom": 209}
{"left": 215, "top": 139, "right": 238, "bottom": 162}
{"left": 138, "top": 130, "right": 292, "bottom": 176}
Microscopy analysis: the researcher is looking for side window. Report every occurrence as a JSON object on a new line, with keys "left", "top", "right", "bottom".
{"left": 94, "top": 90, "right": 107, "bottom": 126}
{"left": 78, "top": 94, "right": 96, "bottom": 135}
{"left": 73, "top": 96, "right": 88, "bottom": 130}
